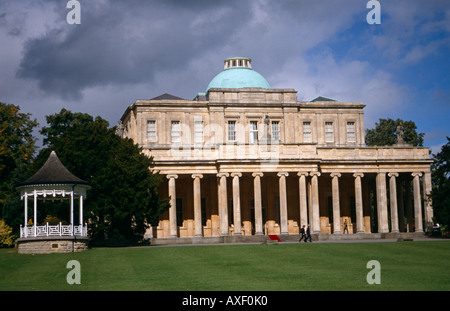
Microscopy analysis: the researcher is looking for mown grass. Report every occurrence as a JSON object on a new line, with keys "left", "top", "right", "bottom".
{"left": 1, "top": 241, "right": 449, "bottom": 291}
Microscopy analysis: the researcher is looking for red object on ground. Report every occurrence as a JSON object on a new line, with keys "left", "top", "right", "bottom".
{"left": 269, "top": 235, "right": 281, "bottom": 242}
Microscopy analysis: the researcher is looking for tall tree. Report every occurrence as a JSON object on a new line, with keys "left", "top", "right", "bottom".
{"left": 365, "top": 118, "right": 424, "bottom": 147}
{"left": 0, "top": 102, "right": 38, "bottom": 228}
{"left": 431, "top": 137, "right": 450, "bottom": 231}
{"left": 36, "top": 109, "right": 169, "bottom": 243}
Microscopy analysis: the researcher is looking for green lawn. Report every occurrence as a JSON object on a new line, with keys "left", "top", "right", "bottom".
{"left": 1, "top": 241, "right": 449, "bottom": 291}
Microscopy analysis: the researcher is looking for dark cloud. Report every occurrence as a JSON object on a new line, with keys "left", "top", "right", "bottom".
{"left": 16, "top": 0, "right": 252, "bottom": 99}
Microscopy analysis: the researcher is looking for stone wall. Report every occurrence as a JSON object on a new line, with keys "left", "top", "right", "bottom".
{"left": 17, "top": 237, "right": 89, "bottom": 254}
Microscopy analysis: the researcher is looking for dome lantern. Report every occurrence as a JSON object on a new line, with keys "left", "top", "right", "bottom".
{"left": 206, "top": 57, "right": 271, "bottom": 92}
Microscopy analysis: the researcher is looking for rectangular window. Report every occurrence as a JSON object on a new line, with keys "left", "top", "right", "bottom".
{"left": 347, "top": 122, "right": 356, "bottom": 142}
{"left": 171, "top": 121, "right": 181, "bottom": 143}
{"left": 325, "top": 122, "right": 334, "bottom": 142}
{"left": 228, "top": 120, "right": 236, "bottom": 141}
{"left": 147, "top": 120, "right": 157, "bottom": 142}
{"left": 271, "top": 121, "right": 280, "bottom": 141}
{"left": 303, "top": 121, "right": 312, "bottom": 142}
{"left": 194, "top": 120, "right": 204, "bottom": 143}
{"left": 249, "top": 121, "right": 258, "bottom": 144}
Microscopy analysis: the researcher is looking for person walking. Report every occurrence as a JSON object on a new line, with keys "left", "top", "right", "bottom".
{"left": 343, "top": 219, "right": 349, "bottom": 234}
{"left": 305, "top": 224, "right": 312, "bottom": 242}
{"left": 299, "top": 225, "right": 306, "bottom": 242}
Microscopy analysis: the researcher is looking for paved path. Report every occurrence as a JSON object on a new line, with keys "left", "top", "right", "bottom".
{"left": 150, "top": 236, "right": 449, "bottom": 247}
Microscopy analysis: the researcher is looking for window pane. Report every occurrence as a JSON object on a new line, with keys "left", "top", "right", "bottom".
{"left": 147, "top": 120, "right": 157, "bottom": 142}
{"left": 194, "top": 120, "right": 203, "bottom": 143}
{"left": 325, "top": 122, "right": 334, "bottom": 142}
{"left": 171, "top": 121, "right": 181, "bottom": 143}
{"left": 249, "top": 121, "right": 258, "bottom": 144}
{"left": 228, "top": 121, "right": 236, "bottom": 141}
{"left": 347, "top": 122, "right": 355, "bottom": 142}
{"left": 271, "top": 121, "right": 280, "bottom": 141}
{"left": 303, "top": 121, "right": 311, "bottom": 142}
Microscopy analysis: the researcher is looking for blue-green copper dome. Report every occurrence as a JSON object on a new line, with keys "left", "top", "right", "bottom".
{"left": 206, "top": 57, "right": 271, "bottom": 92}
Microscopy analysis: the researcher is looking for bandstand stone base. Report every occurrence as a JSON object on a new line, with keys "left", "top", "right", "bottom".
{"left": 17, "top": 236, "right": 89, "bottom": 254}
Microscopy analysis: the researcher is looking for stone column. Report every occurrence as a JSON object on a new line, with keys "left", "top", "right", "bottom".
{"left": 231, "top": 173, "right": 242, "bottom": 235}
{"left": 330, "top": 173, "right": 341, "bottom": 234}
{"left": 388, "top": 173, "right": 399, "bottom": 233}
{"left": 217, "top": 173, "right": 229, "bottom": 236}
{"left": 167, "top": 174, "right": 178, "bottom": 237}
{"left": 412, "top": 172, "right": 423, "bottom": 233}
{"left": 310, "top": 171, "right": 321, "bottom": 233}
{"left": 423, "top": 171, "right": 433, "bottom": 233}
{"left": 192, "top": 174, "right": 203, "bottom": 237}
{"left": 297, "top": 172, "right": 309, "bottom": 229}
{"left": 376, "top": 172, "right": 389, "bottom": 233}
{"left": 277, "top": 172, "right": 289, "bottom": 235}
{"left": 353, "top": 173, "right": 365, "bottom": 233}
{"left": 252, "top": 172, "right": 264, "bottom": 235}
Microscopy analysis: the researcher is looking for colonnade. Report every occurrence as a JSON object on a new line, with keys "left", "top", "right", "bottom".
{"left": 162, "top": 170, "right": 433, "bottom": 238}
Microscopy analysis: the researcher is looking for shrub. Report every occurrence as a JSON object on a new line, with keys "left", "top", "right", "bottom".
{"left": 0, "top": 219, "right": 15, "bottom": 247}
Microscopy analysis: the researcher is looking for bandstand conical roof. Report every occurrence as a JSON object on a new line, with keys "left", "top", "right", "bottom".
{"left": 16, "top": 151, "right": 90, "bottom": 188}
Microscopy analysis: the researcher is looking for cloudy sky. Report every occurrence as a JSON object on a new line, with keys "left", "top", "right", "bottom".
{"left": 1, "top": 0, "right": 449, "bottom": 153}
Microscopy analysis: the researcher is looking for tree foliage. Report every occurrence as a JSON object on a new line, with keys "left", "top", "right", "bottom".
{"left": 365, "top": 118, "right": 424, "bottom": 147}
{"left": 0, "top": 102, "right": 38, "bottom": 230}
{"left": 431, "top": 137, "right": 450, "bottom": 231}
{"left": 0, "top": 219, "right": 14, "bottom": 247}
{"left": 36, "top": 109, "right": 169, "bottom": 243}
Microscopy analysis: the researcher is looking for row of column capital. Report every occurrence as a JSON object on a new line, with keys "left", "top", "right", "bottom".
{"left": 168, "top": 171, "right": 429, "bottom": 179}
{"left": 379, "top": 171, "right": 426, "bottom": 177}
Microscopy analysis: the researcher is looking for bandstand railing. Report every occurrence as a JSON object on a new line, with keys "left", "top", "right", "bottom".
{"left": 20, "top": 223, "right": 87, "bottom": 238}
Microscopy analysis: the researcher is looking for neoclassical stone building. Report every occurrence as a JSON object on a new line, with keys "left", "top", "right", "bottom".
{"left": 119, "top": 57, "right": 433, "bottom": 243}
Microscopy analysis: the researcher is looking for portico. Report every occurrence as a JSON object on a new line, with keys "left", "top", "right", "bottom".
{"left": 153, "top": 163, "right": 432, "bottom": 240}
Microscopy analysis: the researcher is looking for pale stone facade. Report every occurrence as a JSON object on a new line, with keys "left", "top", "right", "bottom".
{"left": 119, "top": 58, "right": 433, "bottom": 242}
